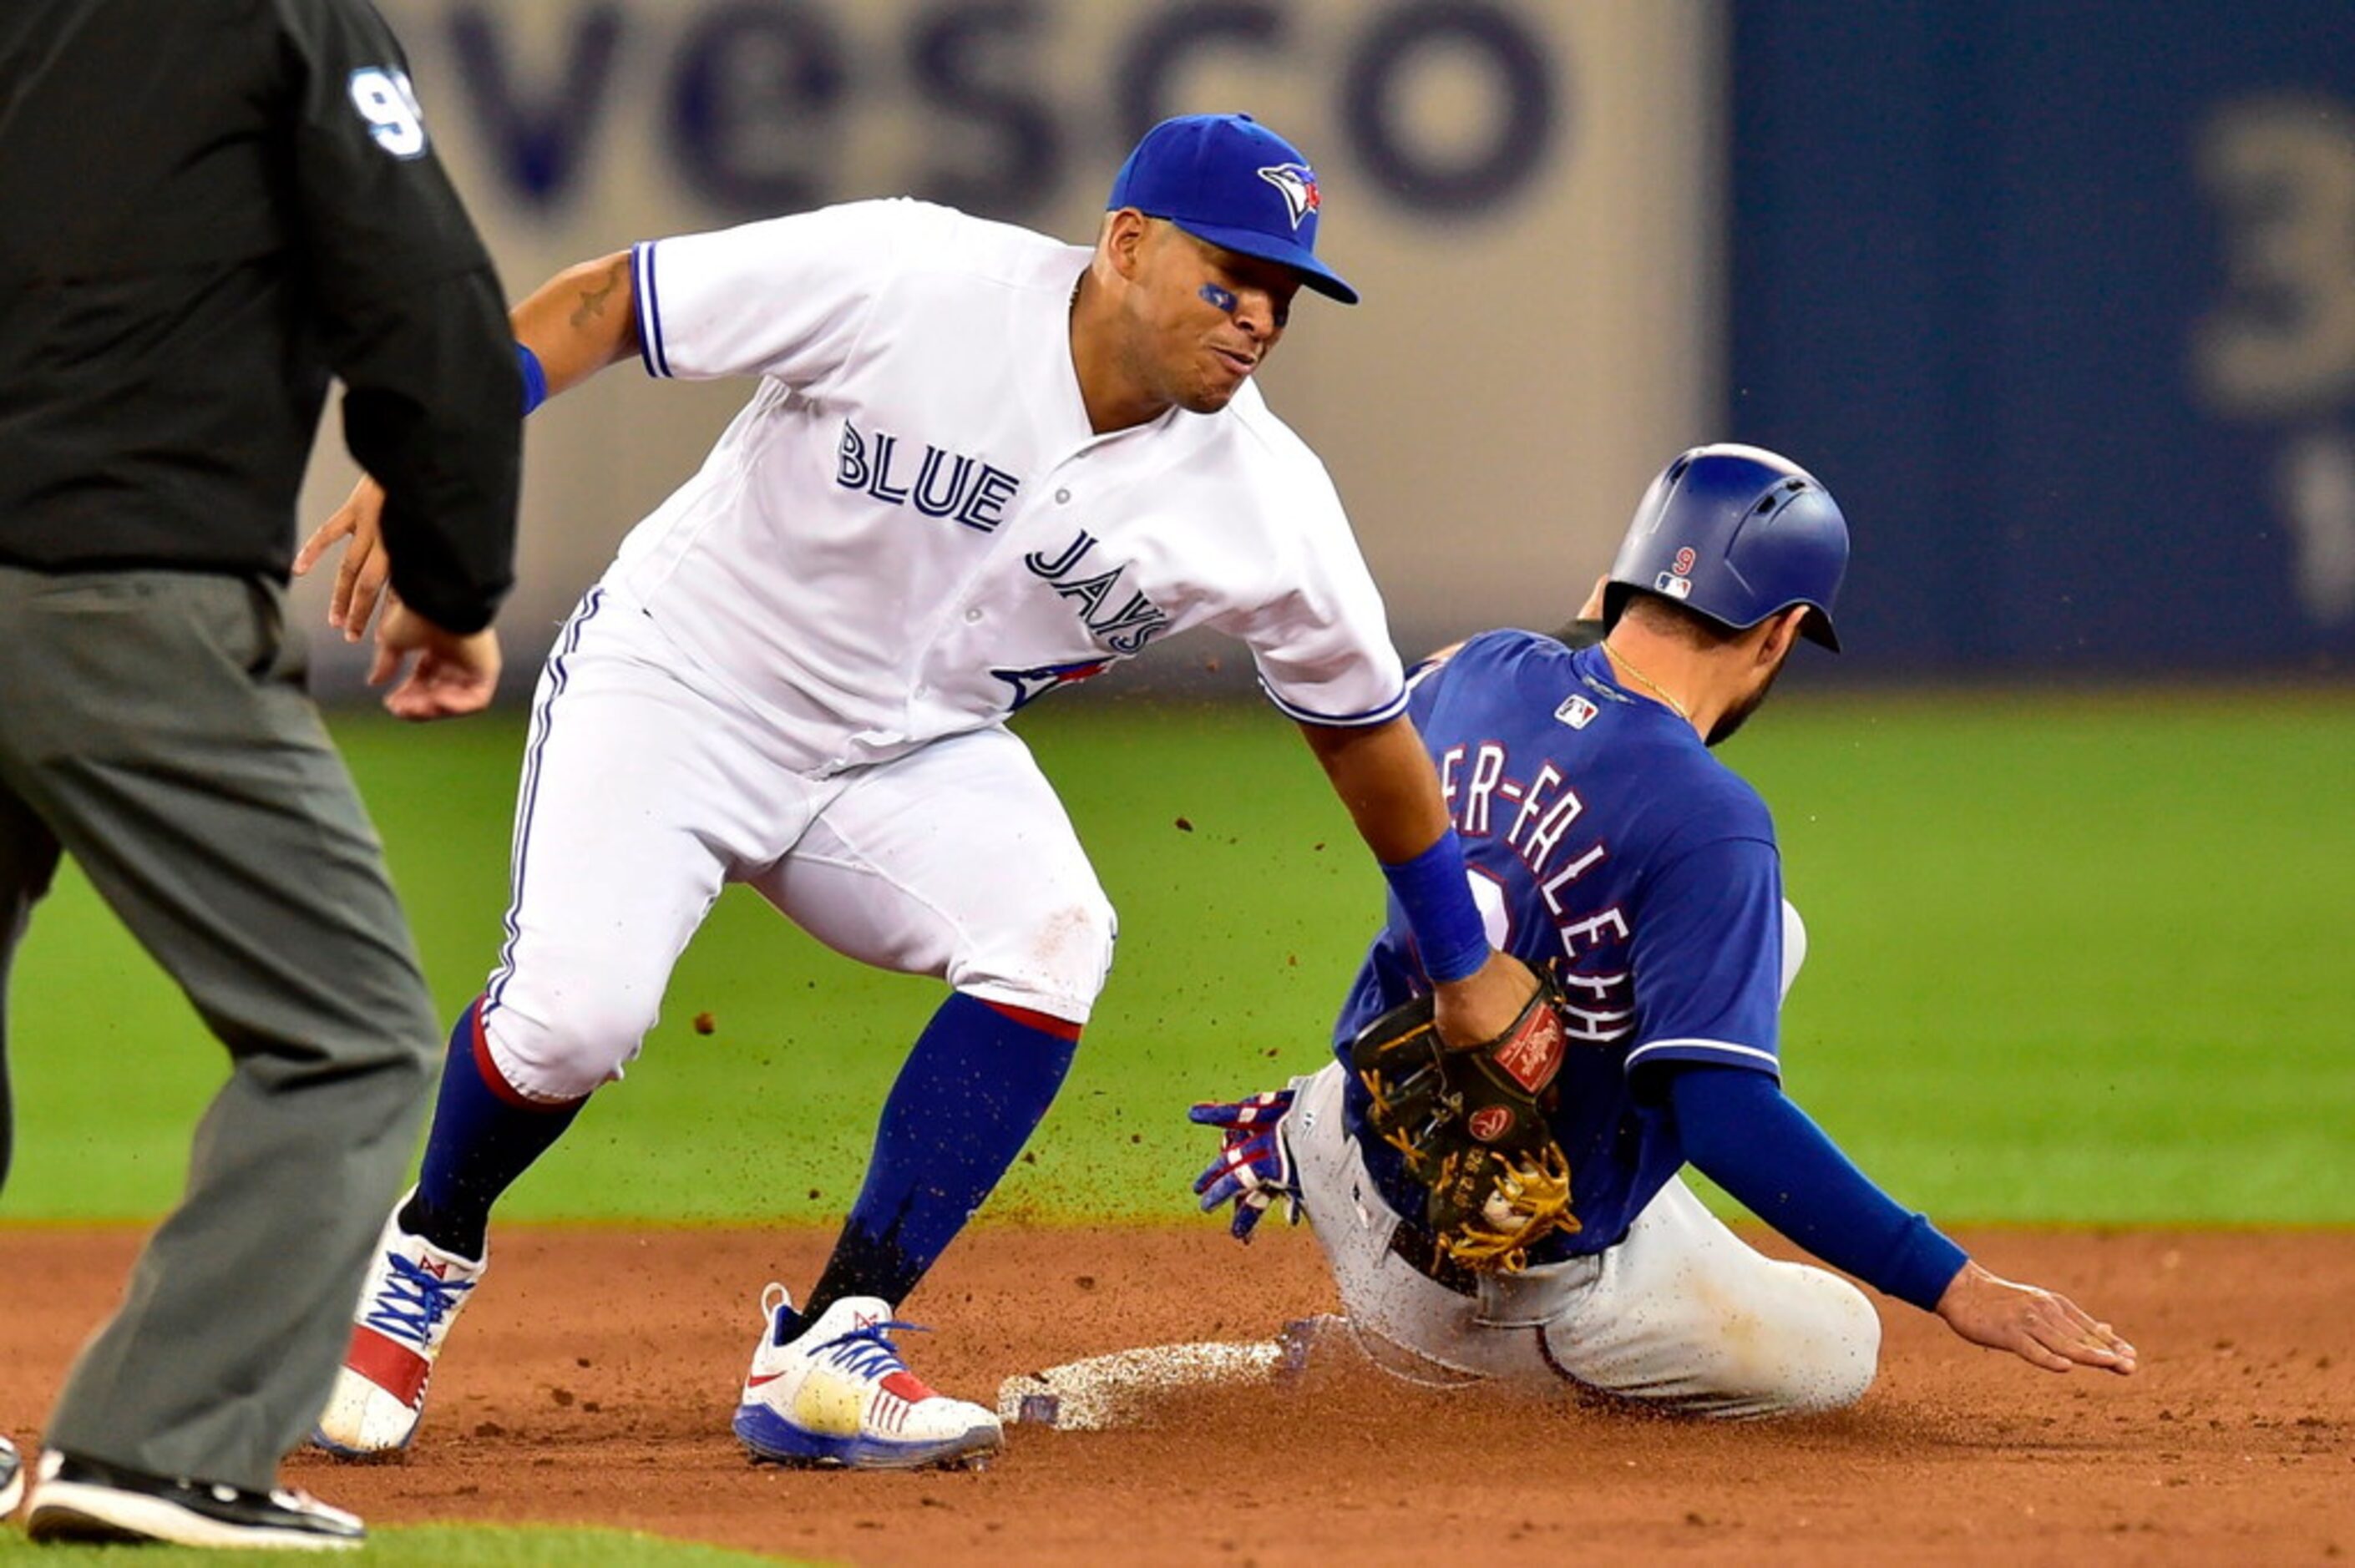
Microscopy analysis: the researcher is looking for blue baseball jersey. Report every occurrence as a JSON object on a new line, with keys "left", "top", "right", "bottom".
{"left": 1332, "top": 630, "right": 1787, "bottom": 1260}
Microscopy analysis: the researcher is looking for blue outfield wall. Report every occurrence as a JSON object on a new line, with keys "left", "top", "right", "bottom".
{"left": 1730, "top": 3, "right": 2355, "bottom": 674}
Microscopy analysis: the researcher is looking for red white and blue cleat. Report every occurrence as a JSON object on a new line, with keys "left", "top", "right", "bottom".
{"left": 1, "top": 1433, "right": 23, "bottom": 1519}
{"left": 732, "top": 1284, "right": 1002, "bottom": 1470}
{"left": 311, "top": 1193, "right": 484, "bottom": 1459}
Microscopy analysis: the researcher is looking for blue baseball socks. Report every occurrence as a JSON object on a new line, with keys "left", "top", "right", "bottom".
{"left": 401, "top": 998, "right": 584, "bottom": 1261}
{"left": 793, "top": 992, "right": 1080, "bottom": 1335}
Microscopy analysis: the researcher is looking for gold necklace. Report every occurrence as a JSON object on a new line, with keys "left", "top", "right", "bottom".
{"left": 1606, "top": 645, "right": 1693, "bottom": 725}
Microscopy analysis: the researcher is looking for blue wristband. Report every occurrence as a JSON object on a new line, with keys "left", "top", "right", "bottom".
{"left": 1380, "top": 829, "right": 1490, "bottom": 985}
{"left": 516, "top": 341, "right": 548, "bottom": 415}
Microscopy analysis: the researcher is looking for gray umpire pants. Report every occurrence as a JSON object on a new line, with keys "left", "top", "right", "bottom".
{"left": 0, "top": 566, "right": 438, "bottom": 1491}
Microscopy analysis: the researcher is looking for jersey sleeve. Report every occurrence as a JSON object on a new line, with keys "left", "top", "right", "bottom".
{"left": 1671, "top": 1066, "right": 1969, "bottom": 1308}
{"left": 1217, "top": 472, "right": 1408, "bottom": 726}
{"left": 631, "top": 200, "right": 938, "bottom": 384}
{"left": 276, "top": 0, "right": 519, "bottom": 634}
{"left": 1621, "top": 828, "right": 1787, "bottom": 1080}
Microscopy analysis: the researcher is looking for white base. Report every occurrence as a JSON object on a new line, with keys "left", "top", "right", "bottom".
{"left": 995, "top": 1321, "right": 1340, "bottom": 1431}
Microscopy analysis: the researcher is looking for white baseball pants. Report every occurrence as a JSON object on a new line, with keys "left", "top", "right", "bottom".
{"left": 478, "top": 586, "right": 1117, "bottom": 1101}
{"left": 1284, "top": 1061, "right": 1881, "bottom": 1418}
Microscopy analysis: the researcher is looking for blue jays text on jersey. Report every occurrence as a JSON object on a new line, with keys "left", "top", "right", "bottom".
{"left": 1331, "top": 630, "right": 1791, "bottom": 1258}
{"left": 616, "top": 198, "right": 1404, "bottom": 775}
{"left": 832, "top": 411, "right": 1175, "bottom": 674}
{"left": 987, "top": 533, "right": 1171, "bottom": 710}
{"left": 1022, "top": 529, "right": 1170, "bottom": 654}
{"left": 834, "top": 417, "right": 1020, "bottom": 532}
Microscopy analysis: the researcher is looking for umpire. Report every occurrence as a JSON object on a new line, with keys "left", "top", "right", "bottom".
{"left": 0, "top": 0, "right": 519, "bottom": 1547}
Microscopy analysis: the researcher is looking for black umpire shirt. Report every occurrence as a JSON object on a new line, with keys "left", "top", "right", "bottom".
{"left": 0, "top": 0, "right": 519, "bottom": 634}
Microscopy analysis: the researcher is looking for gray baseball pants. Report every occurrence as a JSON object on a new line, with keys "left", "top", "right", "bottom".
{"left": 0, "top": 567, "right": 438, "bottom": 1491}
{"left": 1285, "top": 1061, "right": 1881, "bottom": 1418}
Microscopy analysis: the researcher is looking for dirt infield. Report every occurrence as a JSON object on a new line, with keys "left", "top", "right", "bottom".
{"left": 3, "top": 1224, "right": 2349, "bottom": 1564}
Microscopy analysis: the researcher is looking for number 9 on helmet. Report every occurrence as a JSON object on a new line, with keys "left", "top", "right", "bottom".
{"left": 1602, "top": 443, "right": 1851, "bottom": 652}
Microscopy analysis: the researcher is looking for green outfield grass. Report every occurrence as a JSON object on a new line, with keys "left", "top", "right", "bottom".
{"left": 4, "top": 685, "right": 2350, "bottom": 1227}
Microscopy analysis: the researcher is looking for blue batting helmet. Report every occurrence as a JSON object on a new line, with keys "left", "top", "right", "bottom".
{"left": 1602, "top": 443, "right": 1849, "bottom": 651}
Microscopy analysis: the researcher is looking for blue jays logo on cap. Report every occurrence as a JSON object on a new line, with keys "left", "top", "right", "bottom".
{"left": 1107, "top": 114, "right": 1358, "bottom": 305}
{"left": 1257, "top": 163, "right": 1319, "bottom": 230}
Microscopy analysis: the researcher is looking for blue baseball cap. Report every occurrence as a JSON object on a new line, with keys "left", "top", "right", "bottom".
{"left": 1107, "top": 114, "right": 1359, "bottom": 306}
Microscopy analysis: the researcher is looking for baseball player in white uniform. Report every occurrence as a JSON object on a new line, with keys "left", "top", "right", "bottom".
{"left": 301, "top": 114, "right": 1542, "bottom": 1470}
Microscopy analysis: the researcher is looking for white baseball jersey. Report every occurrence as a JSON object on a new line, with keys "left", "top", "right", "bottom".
{"left": 615, "top": 197, "right": 1406, "bottom": 776}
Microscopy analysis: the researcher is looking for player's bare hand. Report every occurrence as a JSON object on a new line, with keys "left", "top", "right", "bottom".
{"left": 1935, "top": 1261, "right": 2138, "bottom": 1376}
{"left": 368, "top": 595, "right": 501, "bottom": 721}
{"left": 1431, "top": 949, "right": 1541, "bottom": 1050}
{"left": 293, "top": 476, "right": 391, "bottom": 641}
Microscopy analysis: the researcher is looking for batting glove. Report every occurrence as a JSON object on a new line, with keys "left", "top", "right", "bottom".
{"left": 1188, "top": 1089, "right": 1300, "bottom": 1242}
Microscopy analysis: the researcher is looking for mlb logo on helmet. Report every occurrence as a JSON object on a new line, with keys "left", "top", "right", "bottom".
{"left": 1107, "top": 114, "right": 1358, "bottom": 304}
{"left": 1654, "top": 573, "right": 1694, "bottom": 600}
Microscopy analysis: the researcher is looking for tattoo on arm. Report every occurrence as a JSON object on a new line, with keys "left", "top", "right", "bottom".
{"left": 569, "top": 256, "right": 627, "bottom": 329}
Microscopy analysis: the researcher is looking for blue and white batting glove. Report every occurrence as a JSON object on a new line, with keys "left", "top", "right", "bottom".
{"left": 1188, "top": 1089, "right": 1300, "bottom": 1242}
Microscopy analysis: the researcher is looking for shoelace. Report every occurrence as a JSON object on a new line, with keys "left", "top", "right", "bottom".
{"left": 818, "top": 1320, "right": 929, "bottom": 1381}
{"left": 362, "top": 1253, "right": 475, "bottom": 1347}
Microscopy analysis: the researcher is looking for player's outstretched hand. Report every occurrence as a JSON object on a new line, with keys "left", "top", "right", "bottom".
{"left": 1934, "top": 1260, "right": 2138, "bottom": 1376}
{"left": 368, "top": 594, "right": 501, "bottom": 721}
{"left": 293, "top": 475, "right": 391, "bottom": 641}
{"left": 1189, "top": 1089, "right": 1300, "bottom": 1242}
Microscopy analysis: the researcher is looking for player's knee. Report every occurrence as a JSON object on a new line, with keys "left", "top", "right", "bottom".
{"left": 1768, "top": 1272, "right": 1881, "bottom": 1416}
{"left": 1053, "top": 892, "right": 1120, "bottom": 1008}
{"left": 480, "top": 991, "right": 650, "bottom": 1102}
{"left": 957, "top": 891, "right": 1118, "bottom": 1019}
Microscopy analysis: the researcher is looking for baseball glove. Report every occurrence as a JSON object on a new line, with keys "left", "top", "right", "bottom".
{"left": 1348, "top": 976, "right": 1579, "bottom": 1274}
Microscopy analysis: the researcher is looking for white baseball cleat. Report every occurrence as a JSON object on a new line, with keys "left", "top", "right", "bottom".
{"left": 1, "top": 1433, "right": 24, "bottom": 1518}
{"left": 311, "top": 1192, "right": 484, "bottom": 1459}
{"left": 732, "top": 1283, "right": 1003, "bottom": 1470}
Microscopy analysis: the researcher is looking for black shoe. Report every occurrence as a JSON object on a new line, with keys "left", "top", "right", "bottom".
{"left": 0, "top": 1434, "right": 23, "bottom": 1518}
{"left": 25, "top": 1449, "right": 364, "bottom": 1550}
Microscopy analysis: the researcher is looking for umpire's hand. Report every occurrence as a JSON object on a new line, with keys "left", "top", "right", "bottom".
{"left": 370, "top": 594, "right": 501, "bottom": 720}
{"left": 294, "top": 474, "right": 393, "bottom": 640}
